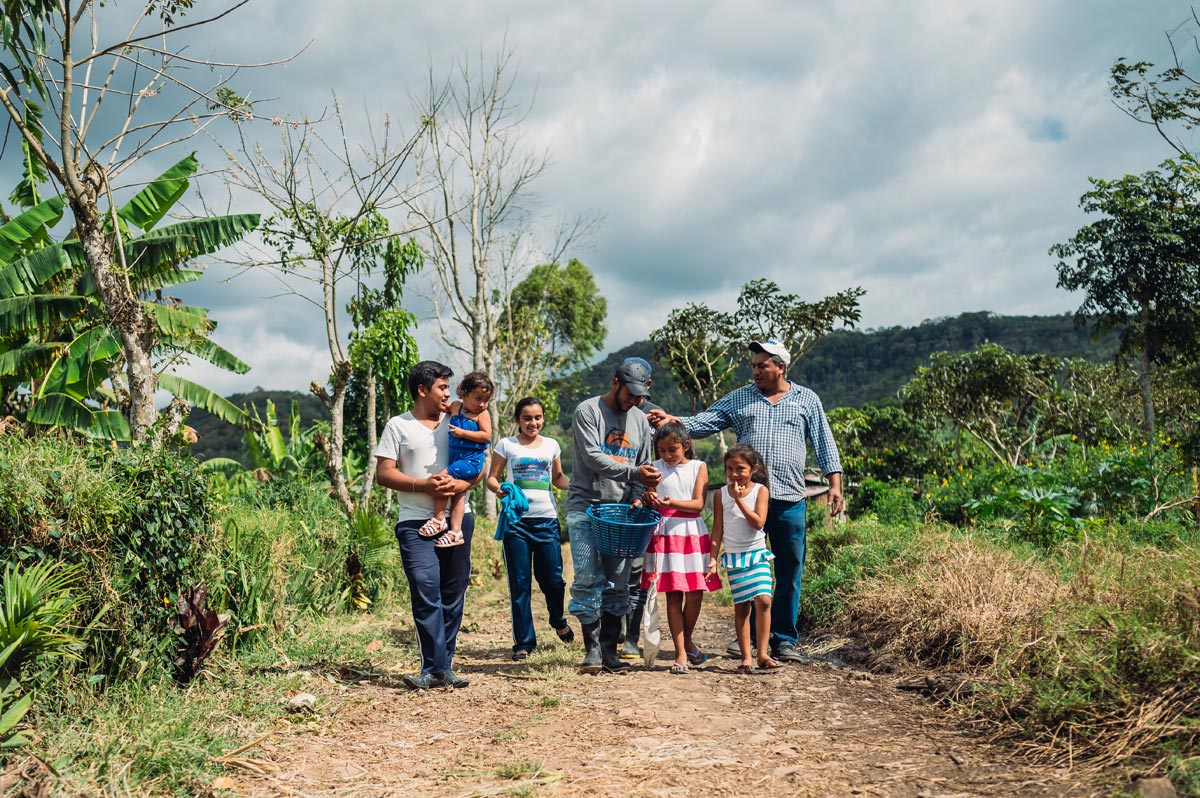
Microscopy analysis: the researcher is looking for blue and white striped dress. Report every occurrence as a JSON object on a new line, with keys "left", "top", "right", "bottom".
{"left": 718, "top": 484, "right": 774, "bottom": 603}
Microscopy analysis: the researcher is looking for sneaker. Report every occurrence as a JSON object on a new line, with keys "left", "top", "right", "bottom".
{"left": 402, "top": 672, "right": 440, "bottom": 690}
{"left": 773, "top": 643, "right": 810, "bottom": 663}
{"left": 436, "top": 670, "right": 470, "bottom": 688}
{"left": 725, "top": 638, "right": 747, "bottom": 657}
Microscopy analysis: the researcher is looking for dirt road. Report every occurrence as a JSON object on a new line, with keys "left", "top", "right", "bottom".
{"left": 218, "top": 568, "right": 1113, "bottom": 798}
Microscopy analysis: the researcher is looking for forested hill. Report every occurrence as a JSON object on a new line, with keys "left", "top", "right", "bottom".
{"left": 564, "top": 311, "right": 1118, "bottom": 415}
{"left": 188, "top": 390, "right": 328, "bottom": 464}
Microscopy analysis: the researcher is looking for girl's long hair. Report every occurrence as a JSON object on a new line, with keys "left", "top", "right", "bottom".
{"left": 724, "top": 443, "right": 768, "bottom": 486}
{"left": 653, "top": 421, "right": 694, "bottom": 460}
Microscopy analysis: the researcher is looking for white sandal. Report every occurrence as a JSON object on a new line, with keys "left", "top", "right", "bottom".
{"left": 417, "top": 517, "right": 448, "bottom": 539}
{"left": 433, "top": 529, "right": 464, "bottom": 548}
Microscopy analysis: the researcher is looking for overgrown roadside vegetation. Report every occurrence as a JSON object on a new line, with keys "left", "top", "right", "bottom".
{"left": 803, "top": 511, "right": 1200, "bottom": 796}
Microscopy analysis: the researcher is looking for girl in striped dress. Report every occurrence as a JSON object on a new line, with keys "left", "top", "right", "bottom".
{"left": 706, "top": 444, "right": 782, "bottom": 673}
{"left": 641, "top": 422, "right": 721, "bottom": 674}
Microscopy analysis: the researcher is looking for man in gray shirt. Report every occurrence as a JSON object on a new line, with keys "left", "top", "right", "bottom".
{"left": 566, "top": 360, "right": 661, "bottom": 673}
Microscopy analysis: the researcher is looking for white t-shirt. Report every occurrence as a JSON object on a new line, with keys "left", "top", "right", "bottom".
{"left": 374, "top": 411, "right": 472, "bottom": 524}
{"left": 493, "top": 436, "right": 561, "bottom": 518}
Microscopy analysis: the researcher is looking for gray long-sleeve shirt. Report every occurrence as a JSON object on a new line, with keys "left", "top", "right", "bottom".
{"left": 565, "top": 395, "right": 653, "bottom": 513}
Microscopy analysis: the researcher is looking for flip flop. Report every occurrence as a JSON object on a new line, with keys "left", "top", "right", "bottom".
{"left": 418, "top": 517, "right": 448, "bottom": 539}
{"left": 686, "top": 646, "right": 709, "bottom": 666}
{"left": 757, "top": 657, "right": 784, "bottom": 671}
{"left": 669, "top": 663, "right": 690, "bottom": 675}
{"left": 735, "top": 664, "right": 757, "bottom": 675}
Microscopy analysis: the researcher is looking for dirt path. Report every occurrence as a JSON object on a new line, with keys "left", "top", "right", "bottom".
{"left": 222, "top": 572, "right": 1109, "bottom": 798}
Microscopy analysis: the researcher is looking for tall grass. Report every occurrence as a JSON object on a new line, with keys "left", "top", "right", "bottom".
{"left": 807, "top": 519, "right": 1200, "bottom": 786}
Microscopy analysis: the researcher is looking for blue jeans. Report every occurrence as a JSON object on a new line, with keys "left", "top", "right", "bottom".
{"left": 502, "top": 516, "right": 568, "bottom": 653}
{"left": 396, "top": 515, "right": 475, "bottom": 675}
{"left": 766, "top": 498, "right": 807, "bottom": 649}
{"left": 566, "top": 511, "right": 633, "bottom": 624}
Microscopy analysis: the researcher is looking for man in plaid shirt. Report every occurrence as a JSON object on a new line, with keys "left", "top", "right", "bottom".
{"left": 647, "top": 339, "right": 844, "bottom": 663}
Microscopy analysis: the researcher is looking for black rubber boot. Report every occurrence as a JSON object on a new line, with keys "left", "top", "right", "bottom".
{"left": 600, "top": 613, "right": 631, "bottom": 672}
{"left": 621, "top": 600, "right": 644, "bottom": 659}
{"left": 578, "top": 621, "right": 602, "bottom": 673}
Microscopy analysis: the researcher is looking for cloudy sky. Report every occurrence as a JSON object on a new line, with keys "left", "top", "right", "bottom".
{"left": 63, "top": 1, "right": 1200, "bottom": 394}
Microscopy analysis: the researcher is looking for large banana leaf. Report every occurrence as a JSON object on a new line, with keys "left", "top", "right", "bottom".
{"left": 37, "top": 327, "right": 121, "bottom": 400}
{"left": 117, "top": 153, "right": 198, "bottom": 232}
{"left": 140, "top": 301, "right": 214, "bottom": 338}
{"left": 27, "top": 393, "right": 131, "bottom": 440}
{"left": 0, "top": 244, "right": 71, "bottom": 299}
{"left": 198, "top": 457, "right": 246, "bottom": 474}
{"left": 134, "top": 268, "right": 203, "bottom": 295}
{"left": 0, "top": 295, "right": 86, "bottom": 335}
{"left": 0, "top": 342, "right": 61, "bottom": 378}
{"left": 0, "top": 196, "right": 65, "bottom": 263}
{"left": 158, "top": 373, "right": 249, "bottom": 427}
{"left": 137, "top": 213, "right": 260, "bottom": 251}
{"left": 161, "top": 334, "right": 250, "bottom": 374}
{"left": 263, "top": 399, "right": 287, "bottom": 466}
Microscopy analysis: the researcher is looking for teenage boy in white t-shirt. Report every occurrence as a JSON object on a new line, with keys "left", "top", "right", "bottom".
{"left": 375, "top": 360, "right": 484, "bottom": 690}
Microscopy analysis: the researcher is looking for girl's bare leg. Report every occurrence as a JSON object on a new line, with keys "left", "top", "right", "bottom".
{"left": 733, "top": 602, "right": 754, "bottom": 668}
{"left": 754, "top": 595, "right": 773, "bottom": 664}
{"left": 666, "top": 591, "right": 686, "bottom": 668}
{"left": 448, "top": 491, "right": 466, "bottom": 531}
{"left": 682, "top": 591, "right": 704, "bottom": 654}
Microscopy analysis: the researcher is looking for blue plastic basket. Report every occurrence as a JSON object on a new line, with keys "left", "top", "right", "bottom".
{"left": 586, "top": 503, "right": 662, "bottom": 558}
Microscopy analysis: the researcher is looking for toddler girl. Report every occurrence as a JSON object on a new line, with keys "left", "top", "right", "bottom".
{"left": 641, "top": 422, "right": 721, "bottom": 674}
{"left": 420, "top": 371, "right": 493, "bottom": 547}
{"left": 707, "top": 443, "right": 782, "bottom": 672}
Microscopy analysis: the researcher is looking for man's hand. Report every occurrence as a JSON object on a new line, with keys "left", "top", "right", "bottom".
{"left": 637, "top": 463, "right": 662, "bottom": 488}
{"left": 642, "top": 490, "right": 661, "bottom": 508}
{"left": 827, "top": 473, "right": 844, "bottom": 517}
{"left": 645, "top": 409, "right": 678, "bottom": 429}
{"left": 429, "top": 472, "right": 458, "bottom": 497}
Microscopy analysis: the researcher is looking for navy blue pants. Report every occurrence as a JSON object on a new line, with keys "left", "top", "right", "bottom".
{"left": 396, "top": 515, "right": 475, "bottom": 675}
{"left": 501, "top": 516, "right": 568, "bottom": 653}
{"left": 746, "top": 498, "right": 807, "bottom": 650}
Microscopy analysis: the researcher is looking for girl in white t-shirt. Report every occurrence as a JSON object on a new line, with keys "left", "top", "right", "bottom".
{"left": 486, "top": 397, "right": 573, "bottom": 660}
{"left": 706, "top": 443, "right": 782, "bottom": 673}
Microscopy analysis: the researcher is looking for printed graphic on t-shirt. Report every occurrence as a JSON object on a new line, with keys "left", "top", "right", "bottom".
{"left": 511, "top": 456, "right": 552, "bottom": 491}
{"left": 603, "top": 427, "right": 635, "bottom": 463}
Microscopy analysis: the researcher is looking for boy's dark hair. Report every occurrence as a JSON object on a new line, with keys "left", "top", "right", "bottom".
{"left": 459, "top": 371, "right": 495, "bottom": 396}
{"left": 724, "top": 443, "right": 769, "bottom": 486}
{"left": 653, "top": 421, "right": 694, "bottom": 460}
{"left": 512, "top": 396, "right": 544, "bottom": 421}
{"left": 407, "top": 360, "right": 454, "bottom": 400}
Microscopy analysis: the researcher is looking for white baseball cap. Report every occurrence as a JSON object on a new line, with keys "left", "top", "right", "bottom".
{"left": 749, "top": 339, "right": 790, "bottom": 367}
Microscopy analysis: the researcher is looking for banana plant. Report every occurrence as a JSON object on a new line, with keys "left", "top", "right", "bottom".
{"left": 0, "top": 154, "right": 258, "bottom": 439}
{"left": 202, "top": 399, "right": 320, "bottom": 485}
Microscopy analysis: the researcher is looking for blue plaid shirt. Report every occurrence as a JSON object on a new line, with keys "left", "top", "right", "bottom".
{"left": 682, "top": 382, "right": 842, "bottom": 502}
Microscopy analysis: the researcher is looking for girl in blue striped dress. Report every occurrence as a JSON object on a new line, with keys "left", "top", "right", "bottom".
{"left": 706, "top": 444, "right": 782, "bottom": 673}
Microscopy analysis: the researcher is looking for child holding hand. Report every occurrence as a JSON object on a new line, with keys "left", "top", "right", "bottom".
{"left": 419, "top": 371, "right": 494, "bottom": 547}
{"left": 641, "top": 422, "right": 721, "bottom": 674}
{"left": 707, "top": 443, "right": 782, "bottom": 673}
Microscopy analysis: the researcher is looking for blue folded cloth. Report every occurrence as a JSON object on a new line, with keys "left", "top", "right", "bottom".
{"left": 495, "top": 481, "right": 529, "bottom": 540}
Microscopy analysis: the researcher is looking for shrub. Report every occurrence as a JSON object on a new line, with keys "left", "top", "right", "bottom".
{"left": 852, "top": 477, "right": 919, "bottom": 525}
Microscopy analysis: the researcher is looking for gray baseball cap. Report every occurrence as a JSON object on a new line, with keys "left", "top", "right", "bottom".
{"left": 615, "top": 359, "right": 652, "bottom": 397}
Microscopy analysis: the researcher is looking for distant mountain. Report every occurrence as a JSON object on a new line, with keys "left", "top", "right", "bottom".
{"left": 187, "top": 389, "right": 328, "bottom": 464}
{"left": 562, "top": 311, "right": 1117, "bottom": 414}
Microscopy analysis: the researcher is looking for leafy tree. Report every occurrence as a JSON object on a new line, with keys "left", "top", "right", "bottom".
{"left": 650, "top": 280, "right": 864, "bottom": 435}
{"left": 1, "top": 0, "right": 274, "bottom": 441}
{"left": 0, "top": 155, "right": 257, "bottom": 439}
{"left": 828, "top": 404, "right": 946, "bottom": 482}
{"left": 1050, "top": 161, "right": 1200, "bottom": 438}
{"left": 494, "top": 258, "right": 606, "bottom": 431}
{"left": 901, "top": 343, "right": 1060, "bottom": 467}
{"left": 737, "top": 278, "right": 865, "bottom": 363}
{"left": 224, "top": 104, "right": 423, "bottom": 517}
{"left": 1110, "top": 11, "right": 1200, "bottom": 158}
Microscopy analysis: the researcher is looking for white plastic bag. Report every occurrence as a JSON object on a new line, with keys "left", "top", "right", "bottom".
{"left": 641, "top": 571, "right": 661, "bottom": 667}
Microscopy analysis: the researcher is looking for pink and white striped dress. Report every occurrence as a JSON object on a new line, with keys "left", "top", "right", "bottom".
{"left": 641, "top": 458, "right": 722, "bottom": 593}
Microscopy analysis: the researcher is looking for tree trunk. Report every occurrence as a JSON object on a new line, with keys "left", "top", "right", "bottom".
{"left": 1139, "top": 348, "right": 1155, "bottom": 443}
{"left": 70, "top": 172, "right": 158, "bottom": 441}
{"left": 358, "top": 372, "right": 378, "bottom": 509}
{"left": 312, "top": 362, "right": 355, "bottom": 519}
